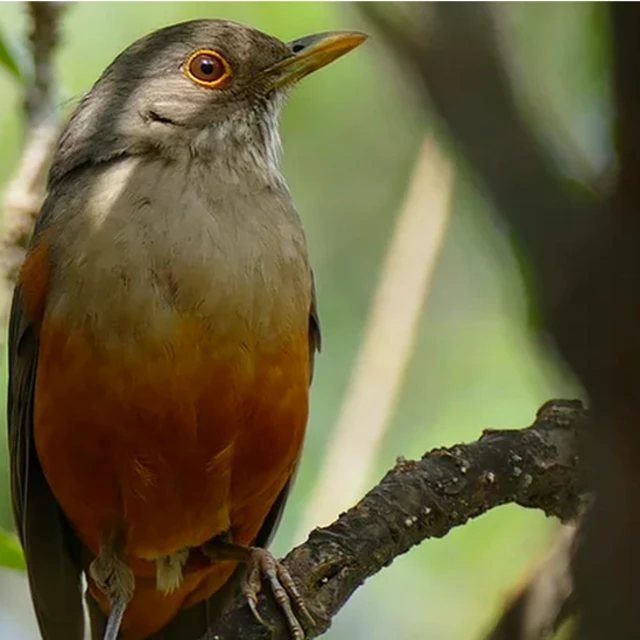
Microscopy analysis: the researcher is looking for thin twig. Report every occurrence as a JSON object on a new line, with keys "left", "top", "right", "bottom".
{"left": 295, "top": 136, "right": 454, "bottom": 540}
{"left": 24, "top": 2, "right": 65, "bottom": 125}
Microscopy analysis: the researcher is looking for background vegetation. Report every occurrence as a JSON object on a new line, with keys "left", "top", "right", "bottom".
{"left": 0, "top": 3, "right": 603, "bottom": 638}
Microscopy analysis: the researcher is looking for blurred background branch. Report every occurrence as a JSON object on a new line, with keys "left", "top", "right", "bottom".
{"left": 359, "top": 3, "right": 599, "bottom": 301}
{"left": 485, "top": 520, "right": 579, "bottom": 640}
{"left": 0, "top": 2, "right": 65, "bottom": 334}
{"left": 296, "top": 135, "right": 454, "bottom": 541}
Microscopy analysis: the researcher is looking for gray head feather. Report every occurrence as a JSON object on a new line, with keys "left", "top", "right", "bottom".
{"left": 49, "top": 20, "right": 294, "bottom": 187}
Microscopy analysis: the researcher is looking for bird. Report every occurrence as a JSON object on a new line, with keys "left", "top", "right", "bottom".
{"left": 7, "top": 18, "right": 366, "bottom": 640}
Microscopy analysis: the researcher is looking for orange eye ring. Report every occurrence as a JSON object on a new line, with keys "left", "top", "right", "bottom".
{"left": 185, "top": 49, "right": 232, "bottom": 88}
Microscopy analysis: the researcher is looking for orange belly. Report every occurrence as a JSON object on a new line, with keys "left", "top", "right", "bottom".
{"left": 34, "top": 315, "right": 310, "bottom": 637}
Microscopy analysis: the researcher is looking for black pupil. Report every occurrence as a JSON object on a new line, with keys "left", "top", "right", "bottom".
{"left": 200, "top": 57, "right": 216, "bottom": 75}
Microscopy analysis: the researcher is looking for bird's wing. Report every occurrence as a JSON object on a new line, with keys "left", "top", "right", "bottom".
{"left": 8, "top": 285, "right": 86, "bottom": 640}
{"left": 253, "top": 269, "right": 322, "bottom": 547}
{"left": 143, "top": 272, "right": 322, "bottom": 640}
{"left": 308, "top": 269, "right": 322, "bottom": 383}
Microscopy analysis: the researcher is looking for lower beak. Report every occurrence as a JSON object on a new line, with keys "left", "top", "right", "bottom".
{"left": 264, "top": 31, "right": 367, "bottom": 90}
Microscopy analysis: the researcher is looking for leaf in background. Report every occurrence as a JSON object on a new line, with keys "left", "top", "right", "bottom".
{"left": 0, "top": 26, "right": 24, "bottom": 81}
{"left": 0, "top": 530, "right": 25, "bottom": 571}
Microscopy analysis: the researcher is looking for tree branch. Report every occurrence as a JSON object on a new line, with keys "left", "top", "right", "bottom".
{"left": 0, "top": 2, "right": 65, "bottom": 331}
{"left": 204, "top": 399, "right": 586, "bottom": 640}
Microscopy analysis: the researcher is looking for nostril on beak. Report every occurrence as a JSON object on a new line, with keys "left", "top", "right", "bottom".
{"left": 291, "top": 43, "right": 305, "bottom": 54}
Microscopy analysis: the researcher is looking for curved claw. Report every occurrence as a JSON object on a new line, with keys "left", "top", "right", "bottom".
{"left": 242, "top": 567, "right": 268, "bottom": 628}
{"left": 244, "top": 548, "right": 315, "bottom": 640}
{"left": 201, "top": 538, "right": 315, "bottom": 638}
{"left": 274, "top": 561, "right": 316, "bottom": 629}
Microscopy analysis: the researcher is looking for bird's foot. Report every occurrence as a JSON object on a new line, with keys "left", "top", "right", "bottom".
{"left": 89, "top": 543, "right": 134, "bottom": 640}
{"left": 202, "top": 540, "right": 315, "bottom": 639}
{"left": 244, "top": 547, "right": 315, "bottom": 640}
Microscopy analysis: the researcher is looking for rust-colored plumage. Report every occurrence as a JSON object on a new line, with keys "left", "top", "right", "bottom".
{"left": 33, "top": 318, "right": 310, "bottom": 637}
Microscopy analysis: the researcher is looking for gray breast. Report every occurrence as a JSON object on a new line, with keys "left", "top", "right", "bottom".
{"left": 46, "top": 155, "right": 312, "bottom": 346}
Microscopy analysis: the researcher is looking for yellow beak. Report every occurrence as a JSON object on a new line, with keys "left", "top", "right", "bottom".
{"left": 265, "top": 31, "right": 368, "bottom": 89}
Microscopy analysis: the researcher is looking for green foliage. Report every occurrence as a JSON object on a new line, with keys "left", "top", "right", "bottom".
{"left": 0, "top": 530, "right": 25, "bottom": 571}
{"left": 0, "top": 27, "right": 23, "bottom": 81}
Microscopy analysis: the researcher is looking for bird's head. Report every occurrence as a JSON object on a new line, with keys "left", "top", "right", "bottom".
{"left": 51, "top": 19, "right": 367, "bottom": 185}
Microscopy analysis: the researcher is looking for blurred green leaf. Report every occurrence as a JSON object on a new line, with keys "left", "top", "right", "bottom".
{"left": 0, "top": 29, "right": 22, "bottom": 80}
{"left": 0, "top": 530, "right": 25, "bottom": 571}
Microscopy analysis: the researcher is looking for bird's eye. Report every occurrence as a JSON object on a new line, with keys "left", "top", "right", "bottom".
{"left": 185, "top": 50, "right": 231, "bottom": 88}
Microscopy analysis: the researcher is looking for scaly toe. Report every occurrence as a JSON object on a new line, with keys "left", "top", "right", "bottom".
{"left": 275, "top": 561, "right": 316, "bottom": 628}
{"left": 247, "top": 548, "right": 310, "bottom": 640}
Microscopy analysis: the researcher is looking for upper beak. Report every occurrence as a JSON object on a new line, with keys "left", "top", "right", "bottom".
{"left": 263, "top": 31, "right": 368, "bottom": 90}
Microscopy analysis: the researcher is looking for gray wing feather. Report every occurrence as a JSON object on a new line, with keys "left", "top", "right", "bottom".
{"left": 8, "top": 288, "right": 85, "bottom": 640}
